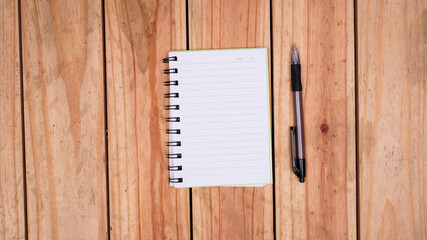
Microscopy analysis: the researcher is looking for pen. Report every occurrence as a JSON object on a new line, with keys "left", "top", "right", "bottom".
{"left": 290, "top": 44, "right": 306, "bottom": 183}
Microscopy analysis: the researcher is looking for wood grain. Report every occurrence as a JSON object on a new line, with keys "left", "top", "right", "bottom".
{"left": 21, "top": 0, "right": 107, "bottom": 239}
{"left": 188, "top": 0, "right": 274, "bottom": 239}
{"left": 272, "top": 0, "right": 356, "bottom": 239}
{"left": 0, "top": 0, "right": 25, "bottom": 239}
{"left": 105, "top": 0, "right": 190, "bottom": 239}
{"left": 358, "top": 0, "right": 426, "bottom": 239}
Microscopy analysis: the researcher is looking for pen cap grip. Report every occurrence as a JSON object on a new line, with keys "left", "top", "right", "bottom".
{"left": 291, "top": 64, "right": 302, "bottom": 91}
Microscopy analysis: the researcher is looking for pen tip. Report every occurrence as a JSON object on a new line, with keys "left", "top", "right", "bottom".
{"left": 291, "top": 44, "right": 299, "bottom": 64}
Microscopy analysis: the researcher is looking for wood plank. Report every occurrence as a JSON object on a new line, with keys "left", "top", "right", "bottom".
{"left": 21, "top": 0, "right": 107, "bottom": 238}
{"left": 358, "top": 0, "right": 426, "bottom": 239}
{"left": 272, "top": 0, "right": 356, "bottom": 239}
{"left": 105, "top": 0, "right": 190, "bottom": 239}
{"left": 188, "top": 0, "right": 274, "bottom": 239}
{"left": 0, "top": 0, "right": 25, "bottom": 239}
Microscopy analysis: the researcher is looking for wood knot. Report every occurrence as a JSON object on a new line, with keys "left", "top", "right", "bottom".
{"left": 320, "top": 123, "right": 329, "bottom": 133}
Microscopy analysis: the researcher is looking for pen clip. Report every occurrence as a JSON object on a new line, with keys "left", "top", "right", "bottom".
{"left": 290, "top": 127, "right": 300, "bottom": 176}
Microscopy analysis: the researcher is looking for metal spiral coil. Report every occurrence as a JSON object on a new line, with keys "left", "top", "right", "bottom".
{"left": 164, "top": 80, "right": 178, "bottom": 86}
{"left": 163, "top": 68, "right": 178, "bottom": 74}
{"left": 164, "top": 56, "right": 182, "bottom": 183}
{"left": 162, "top": 56, "right": 177, "bottom": 63}
{"left": 169, "top": 178, "right": 183, "bottom": 183}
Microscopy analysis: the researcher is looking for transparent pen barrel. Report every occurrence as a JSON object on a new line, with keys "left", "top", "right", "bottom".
{"left": 293, "top": 91, "right": 305, "bottom": 159}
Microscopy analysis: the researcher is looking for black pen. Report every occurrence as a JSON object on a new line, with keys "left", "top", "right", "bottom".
{"left": 290, "top": 44, "right": 306, "bottom": 183}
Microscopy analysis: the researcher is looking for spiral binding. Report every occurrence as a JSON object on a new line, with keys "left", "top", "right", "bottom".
{"left": 167, "top": 141, "right": 181, "bottom": 146}
{"left": 166, "top": 105, "right": 179, "bottom": 110}
{"left": 166, "top": 129, "right": 181, "bottom": 134}
{"left": 164, "top": 55, "right": 182, "bottom": 184}
{"left": 164, "top": 80, "right": 178, "bottom": 86}
{"left": 165, "top": 93, "right": 179, "bottom": 98}
{"left": 168, "top": 166, "right": 183, "bottom": 171}
{"left": 166, "top": 117, "right": 180, "bottom": 122}
{"left": 163, "top": 68, "right": 178, "bottom": 74}
{"left": 169, "top": 178, "right": 183, "bottom": 183}
{"left": 163, "top": 56, "right": 177, "bottom": 63}
{"left": 167, "top": 153, "right": 182, "bottom": 159}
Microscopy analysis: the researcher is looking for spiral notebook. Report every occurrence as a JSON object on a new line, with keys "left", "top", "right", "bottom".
{"left": 163, "top": 48, "right": 272, "bottom": 188}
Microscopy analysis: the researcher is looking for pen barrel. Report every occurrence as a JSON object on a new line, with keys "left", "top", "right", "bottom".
{"left": 298, "top": 158, "right": 306, "bottom": 183}
{"left": 293, "top": 91, "right": 305, "bottom": 159}
{"left": 291, "top": 64, "right": 302, "bottom": 91}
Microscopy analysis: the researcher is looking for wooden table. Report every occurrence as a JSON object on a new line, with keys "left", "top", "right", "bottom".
{"left": 1, "top": 0, "right": 425, "bottom": 239}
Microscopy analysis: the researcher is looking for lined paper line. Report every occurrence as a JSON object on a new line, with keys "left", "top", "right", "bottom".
{"left": 183, "top": 132, "right": 264, "bottom": 137}
{"left": 183, "top": 145, "right": 264, "bottom": 151}
{"left": 184, "top": 139, "right": 263, "bottom": 144}
{"left": 182, "top": 119, "right": 263, "bottom": 124}
{"left": 184, "top": 125, "right": 263, "bottom": 131}
{"left": 182, "top": 113, "right": 264, "bottom": 118}
{"left": 181, "top": 67, "right": 262, "bottom": 71}
{"left": 182, "top": 106, "right": 264, "bottom": 111}
{"left": 184, "top": 152, "right": 265, "bottom": 157}
{"left": 186, "top": 93, "right": 260, "bottom": 98}
{"left": 183, "top": 100, "right": 260, "bottom": 105}
{"left": 182, "top": 171, "right": 265, "bottom": 177}
{"left": 180, "top": 60, "right": 259, "bottom": 65}
{"left": 182, "top": 86, "right": 261, "bottom": 92}
{"left": 184, "top": 165, "right": 264, "bottom": 171}
{"left": 180, "top": 79, "right": 260, "bottom": 85}
{"left": 182, "top": 73, "right": 261, "bottom": 78}
{"left": 184, "top": 159, "right": 265, "bottom": 164}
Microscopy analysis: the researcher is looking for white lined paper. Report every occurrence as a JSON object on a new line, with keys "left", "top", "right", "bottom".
{"left": 167, "top": 48, "right": 272, "bottom": 188}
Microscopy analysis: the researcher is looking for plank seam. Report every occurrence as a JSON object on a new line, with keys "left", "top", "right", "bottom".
{"left": 353, "top": 0, "right": 360, "bottom": 239}
{"left": 101, "top": 0, "right": 111, "bottom": 238}
{"left": 269, "top": 0, "right": 277, "bottom": 239}
{"left": 17, "top": 0, "right": 29, "bottom": 238}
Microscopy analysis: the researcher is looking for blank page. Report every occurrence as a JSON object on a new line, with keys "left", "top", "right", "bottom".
{"left": 167, "top": 48, "right": 272, "bottom": 188}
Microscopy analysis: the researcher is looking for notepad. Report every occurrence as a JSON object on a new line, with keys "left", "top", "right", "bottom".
{"left": 164, "top": 48, "right": 272, "bottom": 188}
